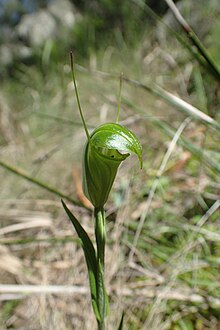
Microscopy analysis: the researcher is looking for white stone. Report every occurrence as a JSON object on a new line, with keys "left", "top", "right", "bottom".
{"left": 48, "top": 0, "right": 77, "bottom": 28}
{"left": 17, "top": 10, "right": 56, "bottom": 47}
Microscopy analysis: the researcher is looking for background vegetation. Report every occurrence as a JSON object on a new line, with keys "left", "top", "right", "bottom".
{"left": 0, "top": 0, "right": 220, "bottom": 329}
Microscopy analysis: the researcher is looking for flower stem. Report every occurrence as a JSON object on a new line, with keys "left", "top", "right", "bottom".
{"left": 94, "top": 207, "right": 107, "bottom": 329}
{"left": 94, "top": 208, "right": 105, "bottom": 268}
{"left": 98, "top": 320, "right": 105, "bottom": 330}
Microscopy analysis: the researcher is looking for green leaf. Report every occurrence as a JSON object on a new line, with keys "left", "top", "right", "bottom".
{"left": 61, "top": 200, "right": 98, "bottom": 314}
{"left": 117, "top": 312, "right": 125, "bottom": 330}
{"left": 92, "top": 299, "right": 101, "bottom": 322}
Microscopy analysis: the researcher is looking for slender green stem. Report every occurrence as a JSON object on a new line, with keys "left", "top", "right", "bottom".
{"left": 98, "top": 321, "right": 105, "bottom": 330}
{"left": 94, "top": 207, "right": 107, "bottom": 330}
{"left": 70, "top": 51, "right": 91, "bottom": 142}
{"left": 94, "top": 208, "right": 105, "bottom": 267}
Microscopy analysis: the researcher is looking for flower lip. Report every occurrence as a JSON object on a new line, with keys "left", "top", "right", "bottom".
{"left": 94, "top": 145, "right": 130, "bottom": 162}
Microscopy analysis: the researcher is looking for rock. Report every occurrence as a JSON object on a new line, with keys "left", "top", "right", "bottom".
{"left": 0, "top": 0, "right": 80, "bottom": 68}
{"left": 15, "top": 0, "right": 79, "bottom": 48}
{"left": 0, "top": 25, "right": 17, "bottom": 43}
{"left": 0, "top": 44, "right": 13, "bottom": 67}
{"left": 48, "top": 0, "right": 77, "bottom": 28}
{"left": 16, "top": 10, "right": 57, "bottom": 47}
{"left": 0, "top": 43, "right": 32, "bottom": 67}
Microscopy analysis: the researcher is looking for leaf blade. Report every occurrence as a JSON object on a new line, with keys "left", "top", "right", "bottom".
{"left": 117, "top": 312, "right": 125, "bottom": 330}
{"left": 61, "top": 200, "right": 98, "bottom": 308}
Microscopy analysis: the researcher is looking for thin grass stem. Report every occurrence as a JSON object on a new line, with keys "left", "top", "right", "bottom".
{"left": 32, "top": 111, "right": 95, "bottom": 128}
{"left": 129, "top": 117, "right": 191, "bottom": 263}
{"left": 164, "top": 0, "right": 220, "bottom": 81}
{"left": 122, "top": 76, "right": 220, "bottom": 131}
{"left": 69, "top": 65, "right": 220, "bottom": 130}
{"left": 124, "top": 99, "right": 220, "bottom": 173}
{"left": 0, "top": 160, "right": 85, "bottom": 208}
{"left": 116, "top": 73, "right": 123, "bottom": 124}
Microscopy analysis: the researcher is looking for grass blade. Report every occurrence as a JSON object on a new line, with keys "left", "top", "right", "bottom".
{"left": 0, "top": 160, "right": 84, "bottom": 208}
{"left": 133, "top": 0, "right": 220, "bottom": 80}
{"left": 117, "top": 312, "right": 125, "bottom": 330}
{"left": 123, "top": 77, "right": 220, "bottom": 131}
{"left": 123, "top": 99, "right": 220, "bottom": 173}
{"left": 164, "top": 0, "right": 220, "bottom": 81}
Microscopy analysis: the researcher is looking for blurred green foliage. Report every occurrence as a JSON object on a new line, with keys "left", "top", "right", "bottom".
{"left": 72, "top": 0, "right": 147, "bottom": 58}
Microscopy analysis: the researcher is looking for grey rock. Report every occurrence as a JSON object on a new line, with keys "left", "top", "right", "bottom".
{"left": 16, "top": 10, "right": 57, "bottom": 47}
{"left": 0, "top": 45, "right": 13, "bottom": 67}
{"left": 0, "top": 25, "right": 17, "bottom": 43}
{"left": 0, "top": 0, "right": 79, "bottom": 67}
{"left": 15, "top": 0, "right": 79, "bottom": 48}
{"left": 48, "top": 0, "right": 78, "bottom": 28}
{"left": 0, "top": 43, "right": 32, "bottom": 67}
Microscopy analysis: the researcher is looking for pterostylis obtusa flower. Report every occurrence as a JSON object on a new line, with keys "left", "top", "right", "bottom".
{"left": 62, "top": 53, "right": 142, "bottom": 329}
{"left": 70, "top": 52, "right": 142, "bottom": 208}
